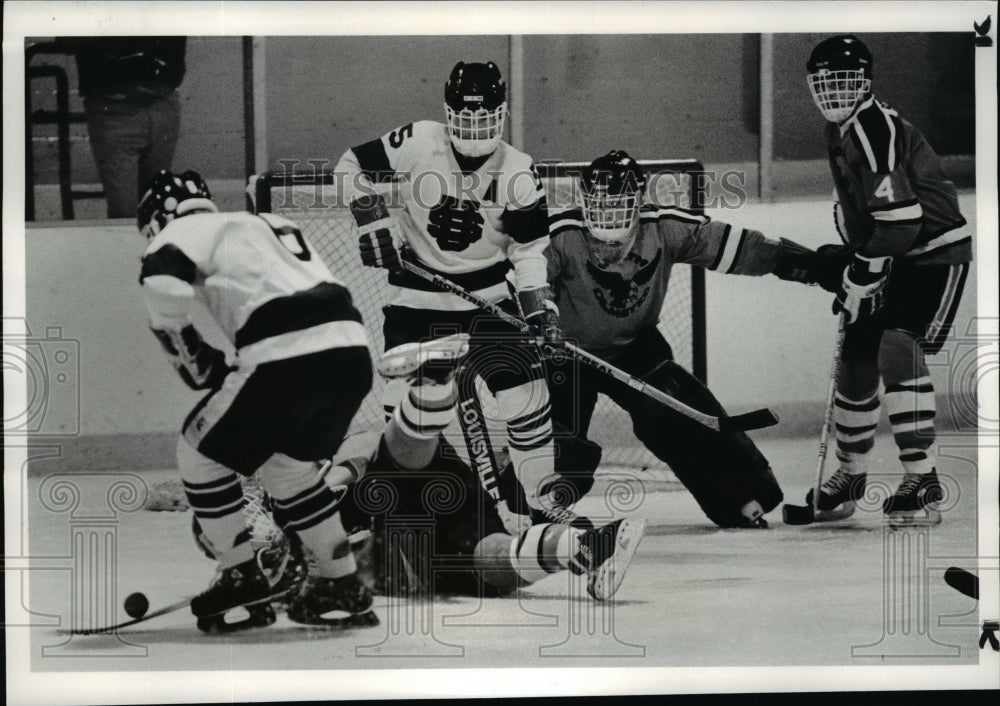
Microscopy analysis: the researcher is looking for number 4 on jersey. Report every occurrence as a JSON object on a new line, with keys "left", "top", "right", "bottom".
{"left": 874, "top": 175, "right": 895, "bottom": 202}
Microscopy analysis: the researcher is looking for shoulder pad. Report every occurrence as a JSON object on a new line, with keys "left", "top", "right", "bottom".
{"left": 548, "top": 208, "right": 585, "bottom": 237}
{"left": 639, "top": 205, "right": 708, "bottom": 224}
{"left": 846, "top": 100, "right": 900, "bottom": 174}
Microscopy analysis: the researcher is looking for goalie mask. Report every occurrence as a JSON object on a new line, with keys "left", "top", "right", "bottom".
{"left": 138, "top": 169, "right": 218, "bottom": 239}
{"left": 445, "top": 61, "right": 507, "bottom": 158}
{"left": 807, "top": 35, "right": 873, "bottom": 123}
{"left": 580, "top": 150, "right": 646, "bottom": 248}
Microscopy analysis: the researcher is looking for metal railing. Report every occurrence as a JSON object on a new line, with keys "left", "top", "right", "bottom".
{"left": 25, "top": 42, "right": 103, "bottom": 220}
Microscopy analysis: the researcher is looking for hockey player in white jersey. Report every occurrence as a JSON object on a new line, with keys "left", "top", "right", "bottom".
{"left": 335, "top": 61, "right": 573, "bottom": 526}
{"left": 542, "top": 151, "right": 822, "bottom": 528}
{"left": 138, "top": 170, "right": 377, "bottom": 632}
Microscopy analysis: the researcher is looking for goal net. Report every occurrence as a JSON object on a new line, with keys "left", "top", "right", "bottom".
{"left": 248, "top": 160, "right": 707, "bottom": 471}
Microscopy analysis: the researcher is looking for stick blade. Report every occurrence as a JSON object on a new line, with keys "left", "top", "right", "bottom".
{"left": 782, "top": 503, "right": 815, "bottom": 525}
{"left": 720, "top": 408, "right": 779, "bottom": 433}
{"left": 944, "top": 566, "right": 979, "bottom": 600}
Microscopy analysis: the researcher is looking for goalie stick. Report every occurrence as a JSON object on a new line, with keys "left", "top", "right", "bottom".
{"left": 397, "top": 252, "right": 778, "bottom": 434}
{"left": 782, "top": 313, "right": 850, "bottom": 525}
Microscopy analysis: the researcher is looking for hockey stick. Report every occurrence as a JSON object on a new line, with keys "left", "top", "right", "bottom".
{"left": 398, "top": 254, "right": 778, "bottom": 434}
{"left": 944, "top": 566, "right": 979, "bottom": 600}
{"left": 69, "top": 595, "right": 195, "bottom": 635}
{"left": 782, "top": 313, "right": 849, "bottom": 525}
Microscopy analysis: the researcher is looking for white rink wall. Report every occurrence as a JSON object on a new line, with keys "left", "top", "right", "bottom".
{"left": 20, "top": 194, "right": 979, "bottom": 454}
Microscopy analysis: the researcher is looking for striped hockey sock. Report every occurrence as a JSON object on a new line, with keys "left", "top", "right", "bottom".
{"left": 272, "top": 479, "right": 354, "bottom": 578}
{"left": 833, "top": 390, "right": 880, "bottom": 474}
{"left": 394, "top": 380, "right": 457, "bottom": 441}
{"left": 183, "top": 473, "right": 254, "bottom": 568}
{"left": 885, "top": 375, "right": 937, "bottom": 475}
{"left": 504, "top": 399, "right": 555, "bottom": 509}
{"left": 509, "top": 523, "right": 582, "bottom": 584}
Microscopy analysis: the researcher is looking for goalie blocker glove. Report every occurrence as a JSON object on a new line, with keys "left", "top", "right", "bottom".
{"left": 517, "top": 288, "right": 563, "bottom": 353}
{"left": 834, "top": 252, "right": 892, "bottom": 324}
{"left": 350, "top": 194, "right": 402, "bottom": 272}
{"left": 152, "top": 324, "right": 230, "bottom": 390}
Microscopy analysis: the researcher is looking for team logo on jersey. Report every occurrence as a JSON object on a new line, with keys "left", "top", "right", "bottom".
{"left": 586, "top": 249, "right": 662, "bottom": 318}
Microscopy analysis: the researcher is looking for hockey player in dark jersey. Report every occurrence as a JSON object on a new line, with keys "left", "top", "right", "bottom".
{"left": 541, "top": 150, "right": 820, "bottom": 528}
{"left": 138, "top": 170, "right": 377, "bottom": 632}
{"left": 801, "top": 35, "right": 972, "bottom": 526}
{"left": 335, "top": 61, "right": 571, "bottom": 528}
{"left": 330, "top": 334, "right": 647, "bottom": 601}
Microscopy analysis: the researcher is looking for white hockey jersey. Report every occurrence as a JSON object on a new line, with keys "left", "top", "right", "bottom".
{"left": 140, "top": 211, "right": 368, "bottom": 367}
{"left": 336, "top": 120, "right": 549, "bottom": 311}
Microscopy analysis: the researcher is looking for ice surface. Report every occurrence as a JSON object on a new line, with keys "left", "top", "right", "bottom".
{"left": 11, "top": 195, "right": 995, "bottom": 699}
{"left": 23, "top": 435, "right": 984, "bottom": 674}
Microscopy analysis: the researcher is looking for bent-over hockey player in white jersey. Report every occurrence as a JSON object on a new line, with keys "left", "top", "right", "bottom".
{"left": 335, "top": 62, "right": 573, "bottom": 526}
{"left": 543, "top": 151, "right": 821, "bottom": 528}
{"left": 138, "top": 170, "right": 377, "bottom": 632}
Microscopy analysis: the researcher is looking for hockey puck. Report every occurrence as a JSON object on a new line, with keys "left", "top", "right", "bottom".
{"left": 124, "top": 592, "right": 149, "bottom": 619}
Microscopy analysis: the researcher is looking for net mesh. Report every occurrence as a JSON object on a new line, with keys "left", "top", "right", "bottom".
{"left": 249, "top": 161, "right": 705, "bottom": 470}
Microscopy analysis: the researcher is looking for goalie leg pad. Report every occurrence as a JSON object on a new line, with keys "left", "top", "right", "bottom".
{"left": 613, "top": 359, "right": 783, "bottom": 528}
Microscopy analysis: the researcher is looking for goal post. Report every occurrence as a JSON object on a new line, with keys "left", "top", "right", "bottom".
{"left": 248, "top": 159, "right": 708, "bottom": 471}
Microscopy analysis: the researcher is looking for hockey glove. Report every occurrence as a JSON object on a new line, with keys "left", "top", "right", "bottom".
{"left": 350, "top": 194, "right": 402, "bottom": 272}
{"left": 815, "top": 243, "right": 856, "bottom": 293}
{"left": 834, "top": 253, "right": 892, "bottom": 324}
{"left": 152, "top": 324, "right": 230, "bottom": 390}
{"left": 772, "top": 238, "right": 821, "bottom": 284}
{"left": 517, "top": 288, "right": 563, "bottom": 356}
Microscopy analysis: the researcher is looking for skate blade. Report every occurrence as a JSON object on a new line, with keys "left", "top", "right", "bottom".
{"left": 885, "top": 505, "right": 942, "bottom": 529}
{"left": 197, "top": 604, "right": 277, "bottom": 635}
{"left": 289, "top": 609, "right": 380, "bottom": 629}
{"left": 376, "top": 334, "right": 470, "bottom": 378}
{"left": 589, "top": 518, "right": 647, "bottom": 601}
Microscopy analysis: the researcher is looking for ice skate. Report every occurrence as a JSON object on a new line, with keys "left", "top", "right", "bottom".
{"left": 376, "top": 333, "right": 471, "bottom": 383}
{"left": 190, "top": 557, "right": 281, "bottom": 634}
{"left": 286, "top": 572, "right": 379, "bottom": 628}
{"left": 571, "top": 517, "right": 648, "bottom": 600}
{"left": 805, "top": 468, "right": 866, "bottom": 520}
{"left": 883, "top": 469, "right": 943, "bottom": 528}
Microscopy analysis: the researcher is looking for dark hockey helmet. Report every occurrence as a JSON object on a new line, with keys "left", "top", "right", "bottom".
{"left": 444, "top": 61, "right": 507, "bottom": 157}
{"left": 137, "top": 169, "right": 218, "bottom": 238}
{"left": 579, "top": 150, "right": 647, "bottom": 244}
{"left": 807, "top": 35, "right": 873, "bottom": 123}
